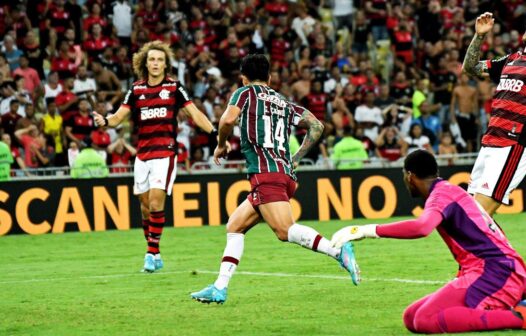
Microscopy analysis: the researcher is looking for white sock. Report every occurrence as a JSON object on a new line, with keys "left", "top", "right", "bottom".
{"left": 287, "top": 223, "right": 340, "bottom": 259}
{"left": 214, "top": 233, "right": 244, "bottom": 290}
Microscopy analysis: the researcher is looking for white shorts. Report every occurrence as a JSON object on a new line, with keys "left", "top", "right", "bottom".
{"left": 468, "top": 145, "right": 526, "bottom": 204}
{"left": 133, "top": 156, "right": 177, "bottom": 196}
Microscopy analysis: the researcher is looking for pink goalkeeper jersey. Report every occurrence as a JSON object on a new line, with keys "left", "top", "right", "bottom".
{"left": 377, "top": 179, "right": 526, "bottom": 308}
{"left": 425, "top": 180, "right": 525, "bottom": 272}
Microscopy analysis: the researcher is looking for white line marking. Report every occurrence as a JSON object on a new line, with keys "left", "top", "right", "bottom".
{"left": 0, "top": 270, "right": 447, "bottom": 285}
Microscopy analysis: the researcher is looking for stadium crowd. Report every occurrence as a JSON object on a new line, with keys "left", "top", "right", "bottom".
{"left": 0, "top": 0, "right": 521, "bottom": 176}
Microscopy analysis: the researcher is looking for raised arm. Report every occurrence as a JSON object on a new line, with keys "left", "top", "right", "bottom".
{"left": 462, "top": 13, "right": 494, "bottom": 78}
{"left": 292, "top": 110, "right": 324, "bottom": 165}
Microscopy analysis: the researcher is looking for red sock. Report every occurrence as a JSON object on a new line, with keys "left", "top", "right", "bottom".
{"left": 147, "top": 211, "right": 165, "bottom": 254}
{"left": 142, "top": 219, "right": 150, "bottom": 242}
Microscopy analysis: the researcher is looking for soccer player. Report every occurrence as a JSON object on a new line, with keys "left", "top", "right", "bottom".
{"left": 190, "top": 54, "right": 360, "bottom": 304}
{"left": 331, "top": 150, "right": 526, "bottom": 333}
{"left": 463, "top": 12, "right": 526, "bottom": 216}
{"left": 93, "top": 41, "right": 218, "bottom": 272}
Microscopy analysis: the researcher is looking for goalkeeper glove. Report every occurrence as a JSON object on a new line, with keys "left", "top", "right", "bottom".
{"left": 331, "top": 224, "right": 379, "bottom": 248}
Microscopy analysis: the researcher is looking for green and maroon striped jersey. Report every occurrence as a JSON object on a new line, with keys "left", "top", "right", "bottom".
{"left": 228, "top": 84, "right": 306, "bottom": 179}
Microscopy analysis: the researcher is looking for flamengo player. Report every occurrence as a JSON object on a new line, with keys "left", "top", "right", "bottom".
{"left": 93, "top": 41, "right": 218, "bottom": 272}
{"left": 463, "top": 13, "right": 526, "bottom": 216}
{"left": 332, "top": 150, "right": 526, "bottom": 333}
{"left": 190, "top": 54, "right": 360, "bottom": 304}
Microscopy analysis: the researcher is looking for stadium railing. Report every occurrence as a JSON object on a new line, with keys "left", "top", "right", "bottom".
{"left": 7, "top": 153, "right": 478, "bottom": 181}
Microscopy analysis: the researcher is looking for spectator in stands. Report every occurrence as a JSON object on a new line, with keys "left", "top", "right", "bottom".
{"left": 0, "top": 53, "right": 11, "bottom": 80}
{"left": 291, "top": 66, "right": 312, "bottom": 101}
{"left": 412, "top": 78, "right": 441, "bottom": 120}
{"left": 450, "top": 73, "right": 479, "bottom": 153}
{"left": 15, "top": 124, "right": 52, "bottom": 168}
{"left": 354, "top": 91, "right": 383, "bottom": 142}
{"left": 55, "top": 75, "right": 78, "bottom": 122}
{"left": 375, "top": 126, "right": 408, "bottom": 162}
{"left": 73, "top": 64, "right": 97, "bottom": 103}
{"left": 431, "top": 55, "right": 457, "bottom": 125}
{"left": 43, "top": 71, "right": 62, "bottom": 101}
{"left": 1, "top": 133, "right": 29, "bottom": 176}
{"left": 365, "top": 0, "right": 390, "bottom": 42}
{"left": 291, "top": 3, "right": 316, "bottom": 46}
{"left": 41, "top": 99, "right": 65, "bottom": 166}
{"left": 405, "top": 123, "right": 433, "bottom": 154}
{"left": 12, "top": 55, "right": 40, "bottom": 94}
{"left": 51, "top": 40, "right": 78, "bottom": 79}
{"left": 1, "top": 99, "right": 22, "bottom": 138}
{"left": 301, "top": 80, "right": 329, "bottom": 123}
{"left": 108, "top": 136, "right": 136, "bottom": 173}
{"left": 332, "top": 126, "right": 368, "bottom": 169}
{"left": 90, "top": 126, "right": 111, "bottom": 161}
{"left": 0, "top": 134, "right": 14, "bottom": 181}
{"left": 71, "top": 138, "right": 109, "bottom": 178}
{"left": 13, "top": 75, "right": 32, "bottom": 117}
{"left": 113, "top": 0, "right": 133, "bottom": 46}
{"left": 91, "top": 59, "right": 122, "bottom": 108}
{"left": 176, "top": 141, "right": 191, "bottom": 172}
{"left": 64, "top": 97, "right": 95, "bottom": 148}
{"left": 0, "top": 81, "right": 18, "bottom": 115}
{"left": 438, "top": 131, "right": 458, "bottom": 165}
{"left": 3, "top": 35, "right": 23, "bottom": 71}
{"left": 45, "top": 0, "right": 73, "bottom": 41}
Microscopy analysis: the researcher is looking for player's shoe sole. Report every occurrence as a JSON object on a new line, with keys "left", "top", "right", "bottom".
{"left": 191, "top": 285, "right": 227, "bottom": 304}
{"left": 338, "top": 242, "right": 361, "bottom": 285}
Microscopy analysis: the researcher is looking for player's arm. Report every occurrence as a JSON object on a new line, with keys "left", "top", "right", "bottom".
{"left": 331, "top": 208, "right": 443, "bottom": 248}
{"left": 217, "top": 105, "right": 241, "bottom": 147}
{"left": 462, "top": 13, "right": 494, "bottom": 78}
{"left": 292, "top": 110, "right": 324, "bottom": 165}
{"left": 182, "top": 103, "right": 216, "bottom": 134}
{"left": 93, "top": 105, "right": 130, "bottom": 128}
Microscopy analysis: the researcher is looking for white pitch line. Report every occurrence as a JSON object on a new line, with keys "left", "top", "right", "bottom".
{"left": 0, "top": 270, "right": 447, "bottom": 285}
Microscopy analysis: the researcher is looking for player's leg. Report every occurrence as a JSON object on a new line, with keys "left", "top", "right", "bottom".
{"left": 473, "top": 193, "right": 501, "bottom": 217}
{"left": 402, "top": 293, "right": 433, "bottom": 333}
{"left": 410, "top": 281, "right": 523, "bottom": 333}
{"left": 258, "top": 201, "right": 360, "bottom": 284}
{"left": 143, "top": 156, "right": 177, "bottom": 272}
{"left": 191, "top": 199, "right": 260, "bottom": 303}
{"left": 138, "top": 192, "right": 150, "bottom": 242}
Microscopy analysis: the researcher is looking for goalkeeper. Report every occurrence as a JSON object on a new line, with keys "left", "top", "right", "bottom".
{"left": 332, "top": 150, "right": 526, "bottom": 333}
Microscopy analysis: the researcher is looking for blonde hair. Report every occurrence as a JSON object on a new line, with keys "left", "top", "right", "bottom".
{"left": 132, "top": 41, "right": 174, "bottom": 80}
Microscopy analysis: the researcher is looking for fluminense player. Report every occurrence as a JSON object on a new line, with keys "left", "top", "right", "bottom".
{"left": 463, "top": 12, "right": 526, "bottom": 216}
{"left": 191, "top": 54, "right": 360, "bottom": 304}
{"left": 332, "top": 150, "right": 526, "bottom": 333}
{"left": 93, "top": 41, "right": 218, "bottom": 272}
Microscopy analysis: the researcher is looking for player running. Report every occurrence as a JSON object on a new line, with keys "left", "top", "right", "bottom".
{"left": 463, "top": 12, "right": 526, "bottom": 216}
{"left": 190, "top": 54, "right": 360, "bottom": 304}
{"left": 93, "top": 41, "right": 218, "bottom": 272}
{"left": 332, "top": 150, "right": 526, "bottom": 334}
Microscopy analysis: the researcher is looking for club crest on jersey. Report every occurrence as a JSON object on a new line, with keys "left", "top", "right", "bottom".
{"left": 159, "top": 89, "right": 170, "bottom": 100}
{"left": 496, "top": 78, "right": 524, "bottom": 92}
{"left": 141, "top": 107, "right": 167, "bottom": 120}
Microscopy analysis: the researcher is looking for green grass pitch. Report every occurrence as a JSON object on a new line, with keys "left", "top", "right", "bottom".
{"left": 2, "top": 214, "right": 526, "bottom": 335}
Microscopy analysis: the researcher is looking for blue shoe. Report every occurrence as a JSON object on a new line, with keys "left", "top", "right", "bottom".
{"left": 338, "top": 242, "right": 361, "bottom": 285}
{"left": 191, "top": 285, "right": 227, "bottom": 304}
{"left": 142, "top": 253, "right": 156, "bottom": 273}
{"left": 155, "top": 255, "right": 164, "bottom": 270}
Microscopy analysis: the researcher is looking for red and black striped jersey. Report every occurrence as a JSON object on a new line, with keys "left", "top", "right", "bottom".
{"left": 484, "top": 52, "right": 526, "bottom": 147}
{"left": 122, "top": 77, "right": 192, "bottom": 160}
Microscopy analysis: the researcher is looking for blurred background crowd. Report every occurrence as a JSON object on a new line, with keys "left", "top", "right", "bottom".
{"left": 0, "top": 0, "right": 523, "bottom": 176}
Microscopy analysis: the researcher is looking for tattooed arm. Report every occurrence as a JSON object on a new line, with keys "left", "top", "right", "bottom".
{"left": 292, "top": 110, "right": 324, "bottom": 165}
{"left": 462, "top": 12, "right": 494, "bottom": 77}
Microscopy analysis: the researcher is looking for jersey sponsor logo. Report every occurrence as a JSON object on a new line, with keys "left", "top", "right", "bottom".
{"left": 140, "top": 107, "right": 168, "bottom": 120}
{"left": 159, "top": 89, "right": 170, "bottom": 100}
{"left": 135, "top": 85, "right": 147, "bottom": 89}
{"left": 257, "top": 92, "right": 287, "bottom": 108}
{"left": 496, "top": 78, "right": 524, "bottom": 92}
{"left": 162, "top": 82, "right": 178, "bottom": 87}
